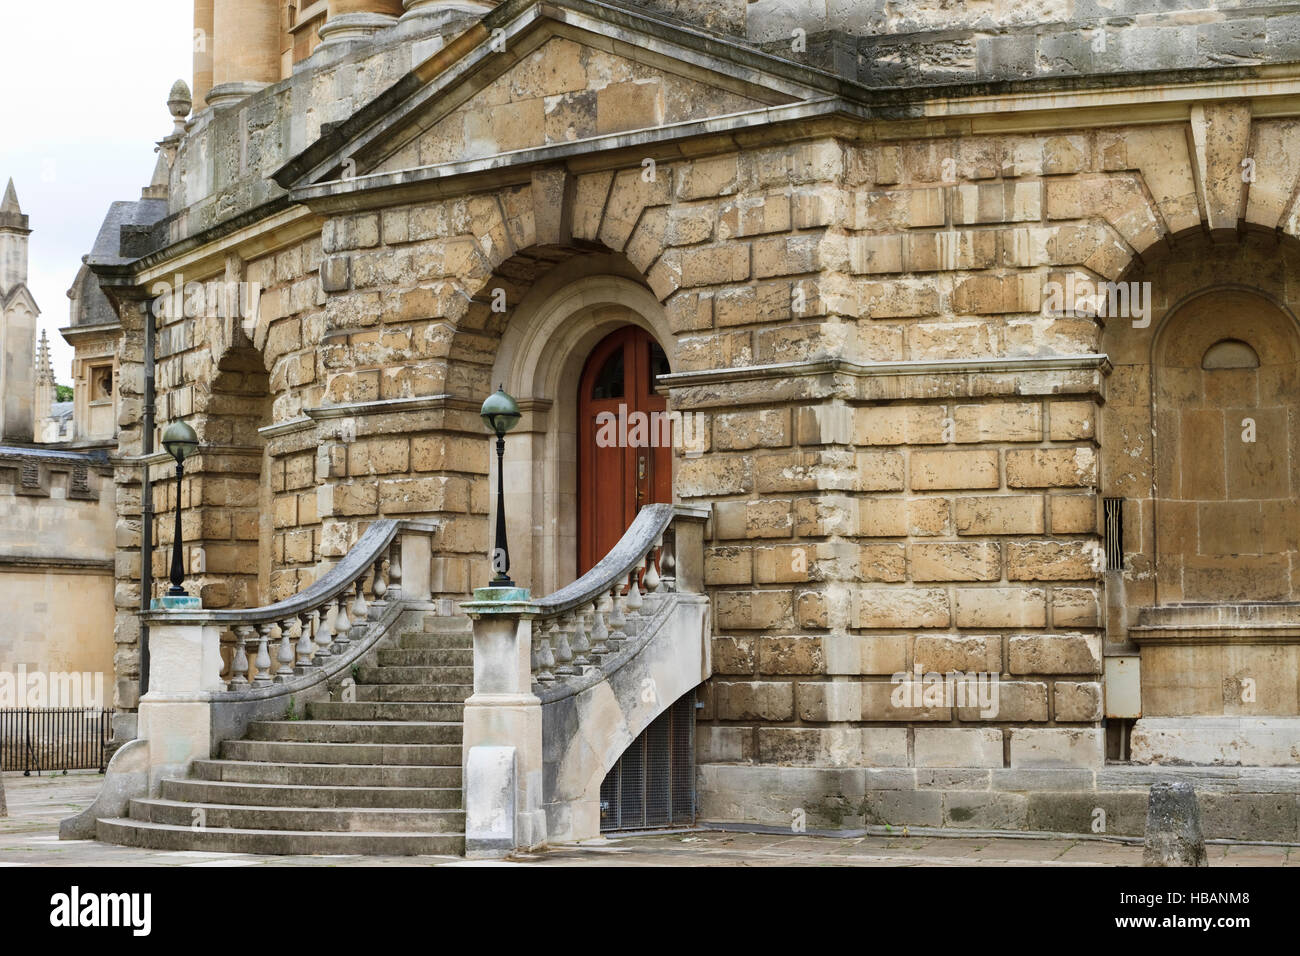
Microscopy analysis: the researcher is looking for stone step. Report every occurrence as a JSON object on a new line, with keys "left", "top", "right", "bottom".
{"left": 307, "top": 700, "right": 465, "bottom": 722}
{"left": 161, "top": 777, "right": 461, "bottom": 809}
{"left": 419, "top": 615, "right": 473, "bottom": 634}
{"left": 221, "top": 739, "right": 461, "bottom": 766}
{"left": 354, "top": 684, "right": 472, "bottom": 703}
{"left": 97, "top": 817, "right": 464, "bottom": 856}
{"left": 379, "top": 648, "right": 472, "bottom": 666}
{"left": 356, "top": 664, "right": 473, "bottom": 684}
{"left": 399, "top": 631, "right": 473, "bottom": 650}
{"left": 191, "top": 758, "right": 461, "bottom": 788}
{"left": 245, "top": 720, "right": 462, "bottom": 745}
{"left": 129, "top": 798, "right": 465, "bottom": 834}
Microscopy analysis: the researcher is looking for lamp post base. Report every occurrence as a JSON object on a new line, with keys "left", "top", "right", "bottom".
{"left": 150, "top": 595, "right": 202, "bottom": 611}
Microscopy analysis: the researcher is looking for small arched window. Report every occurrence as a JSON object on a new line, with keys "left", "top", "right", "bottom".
{"left": 1201, "top": 339, "right": 1260, "bottom": 369}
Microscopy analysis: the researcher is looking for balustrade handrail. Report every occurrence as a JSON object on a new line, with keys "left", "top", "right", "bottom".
{"left": 140, "top": 519, "right": 432, "bottom": 626}
{"left": 532, "top": 505, "right": 675, "bottom": 619}
{"left": 522, "top": 504, "right": 707, "bottom": 689}
{"left": 139, "top": 518, "right": 437, "bottom": 695}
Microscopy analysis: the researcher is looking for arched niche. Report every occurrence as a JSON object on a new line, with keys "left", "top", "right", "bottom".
{"left": 1151, "top": 289, "right": 1300, "bottom": 603}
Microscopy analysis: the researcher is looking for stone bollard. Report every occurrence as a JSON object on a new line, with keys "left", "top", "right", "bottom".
{"left": 0, "top": 771, "right": 7, "bottom": 817}
{"left": 1143, "top": 781, "right": 1208, "bottom": 866}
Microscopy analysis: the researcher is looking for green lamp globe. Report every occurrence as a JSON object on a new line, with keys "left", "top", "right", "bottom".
{"left": 161, "top": 420, "right": 200, "bottom": 463}
{"left": 480, "top": 386, "right": 521, "bottom": 437}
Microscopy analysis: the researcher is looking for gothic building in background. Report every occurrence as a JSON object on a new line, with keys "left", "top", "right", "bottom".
{"left": 0, "top": 179, "right": 115, "bottom": 711}
{"left": 64, "top": 0, "right": 1300, "bottom": 852}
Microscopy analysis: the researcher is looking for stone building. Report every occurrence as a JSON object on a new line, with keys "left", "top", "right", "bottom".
{"left": 0, "top": 180, "right": 116, "bottom": 716}
{"left": 68, "top": 0, "right": 1300, "bottom": 850}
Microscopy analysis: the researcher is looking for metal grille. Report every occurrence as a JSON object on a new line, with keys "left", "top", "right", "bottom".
{"left": 600, "top": 691, "right": 695, "bottom": 831}
{"left": 1103, "top": 497, "right": 1125, "bottom": 572}
{"left": 0, "top": 708, "right": 113, "bottom": 774}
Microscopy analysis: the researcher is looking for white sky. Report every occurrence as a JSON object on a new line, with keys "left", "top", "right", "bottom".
{"left": 0, "top": 1, "right": 193, "bottom": 384}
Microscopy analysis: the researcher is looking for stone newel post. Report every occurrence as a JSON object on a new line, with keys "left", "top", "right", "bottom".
{"left": 137, "top": 601, "right": 225, "bottom": 793}
{"left": 460, "top": 586, "right": 545, "bottom": 858}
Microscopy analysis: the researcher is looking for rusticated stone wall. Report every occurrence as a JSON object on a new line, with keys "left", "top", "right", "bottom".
{"left": 84, "top": 3, "right": 1300, "bottom": 841}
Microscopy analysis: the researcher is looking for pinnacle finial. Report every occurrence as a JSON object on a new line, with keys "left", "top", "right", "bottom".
{"left": 1, "top": 178, "right": 20, "bottom": 215}
{"left": 35, "top": 329, "right": 55, "bottom": 386}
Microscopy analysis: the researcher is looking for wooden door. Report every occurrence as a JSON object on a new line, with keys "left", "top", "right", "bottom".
{"left": 578, "top": 326, "right": 672, "bottom": 575}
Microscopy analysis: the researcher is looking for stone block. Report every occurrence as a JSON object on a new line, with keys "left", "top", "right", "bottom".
{"left": 1006, "top": 540, "right": 1098, "bottom": 581}
{"left": 942, "top": 791, "right": 1029, "bottom": 829}
{"left": 1008, "top": 633, "right": 1101, "bottom": 675}
{"left": 758, "top": 636, "right": 824, "bottom": 675}
{"left": 715, "top": 590, "right": 793, "bottom": 629}
{"left": 714, "top": 681, "right": 795, "bottom": 721}
{"left": 1054, "top": 681, "right": 1103, "bottom": 722}
{"left": 855, "top": 587, "right": 950, "bottom": 628}
{"left": 955, "top": 495, "right": 1045, "bottom": 535}
{"left": 910, "top": 450, "right": 1000, "bottom": 491}
{"left": 1009, "top": 728, "right": 1104, "bottom": 768}
{"left": 1006, "top": 448, "right": 1098, "bottom": 488}
{"left": 915, "top": 728, "right": 1005, "bottom": 768}
{"left": 911, "top": 542, "right": 1001, "bottom": 581}
{"left": 954, "top": 588, "right": 1047, "bottom": 628}
{"left": 757, "top": 727, "right": 908, "bottom": 768}
{"left": 914, "top": 634, "right": 1000, "bottom": 672}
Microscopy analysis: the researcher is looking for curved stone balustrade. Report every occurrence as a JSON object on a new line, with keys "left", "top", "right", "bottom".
{"left": 527, "top": 504, "right": 704, "bottom": 698}
{"left": 457, "top": 504, "right": 709, "bottom": 855}
{"left": 141, "top": 518, "right": 437, "bottom": 700}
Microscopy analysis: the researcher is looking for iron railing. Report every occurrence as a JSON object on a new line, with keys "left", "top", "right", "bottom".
{"left": 0, "top": 708, "right": 113, "bottom": 774}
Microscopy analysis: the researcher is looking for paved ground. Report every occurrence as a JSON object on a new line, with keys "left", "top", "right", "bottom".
{"left": 2, "top": 771, "right": 1296, "bottom": 866}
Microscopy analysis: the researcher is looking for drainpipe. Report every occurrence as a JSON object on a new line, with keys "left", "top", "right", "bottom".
{"left": 140, "top": 298, "right": 156, "bottom": 697}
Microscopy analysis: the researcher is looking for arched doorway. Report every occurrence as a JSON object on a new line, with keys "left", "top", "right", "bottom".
{"left": 577, "top": 326, "right": 672, "bottom": 575}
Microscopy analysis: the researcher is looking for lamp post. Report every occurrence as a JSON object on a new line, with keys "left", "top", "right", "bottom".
{"left": 161, "top": 421, "right": 199, "bottom": 598}
{"left": 480, "top": 386, "right": 521, "bottom": 587}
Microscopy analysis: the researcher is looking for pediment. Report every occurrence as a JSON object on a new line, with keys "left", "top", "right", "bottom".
{"left": 371, "top": 35, "right": 774, "bottom": 175}
{"left": 1, "top": 283, "right": 39, "bottom": 318}
{"left": 274, "top": 0, "right": 830, "bottom": 192}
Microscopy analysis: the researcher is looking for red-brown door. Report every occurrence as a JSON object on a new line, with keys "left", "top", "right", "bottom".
{"left": 578, "top": 326, "right": 672, "bottom": 575}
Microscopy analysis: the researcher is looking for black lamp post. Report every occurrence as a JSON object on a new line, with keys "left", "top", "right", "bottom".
{"left": 480, "top": 386, "right": 521, "bottom": 587}
{"left": 161, "top": 421, "right": 199, "bottom": 597}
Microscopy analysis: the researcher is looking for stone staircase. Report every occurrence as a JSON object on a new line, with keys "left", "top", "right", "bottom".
{"left": 97, "top": 615, "right": 473, "bottom": 856}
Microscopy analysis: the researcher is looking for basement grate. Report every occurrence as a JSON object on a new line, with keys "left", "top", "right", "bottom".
{"left": 599, "top": 690, "right": 695, "bottom": 832}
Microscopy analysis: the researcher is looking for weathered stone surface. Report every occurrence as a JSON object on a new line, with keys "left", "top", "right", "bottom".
{"left": 1143, "top": 782, "right": 1208, "bottom": 867}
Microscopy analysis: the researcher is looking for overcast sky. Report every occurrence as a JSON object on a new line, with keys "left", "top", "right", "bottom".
{"left": 0, "top": 2, "right": 192, "bottom": 383}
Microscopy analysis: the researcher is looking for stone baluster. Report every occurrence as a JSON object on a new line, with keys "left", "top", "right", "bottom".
{"left": 534, "top": 622, "right": 556, "bottom": 684}
{"left": 229, "top": 625, "right": 253, "bottom": 688}
{"left": 589, "top": 592, "right": 611, "bottom": 659}
{"left": 643, "top": 540, "right": 662, "bottom": 594}
{"left": 276, "top": 618, "right": 298, "bottom": 682}
{"left": 625, "top": 568, "right": 644, "bottom": 618}
{"left": 315, "top": 603, "right": 335, "bottom": 663}
{"left": 551, "top": 617, "right": 575, "bottom": 677}
{"left": 387, "top": 540, "right": 403, "bottom": 601}
{"left": 661, "top": 525, "right": 677, "bottom": 592}
{"left": 332, "top": 592, "right": 352, "bottom": 654}
{"left": 352, "top": 577, "right": 369, "bottom": 627}
{"left": 570, "top": 607, "right": 591, "bottom": 670}
{"left": 372, "top": 556, "right": 388, "bottom": 602}
{"left": 297, "top": 610, "right": 316, "bottom": 666}
{"left": 606, "top": 584, "right": 627, "bottom": 651}
{"left": 252, "top": 623, "right": 274, "bottom": 687}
